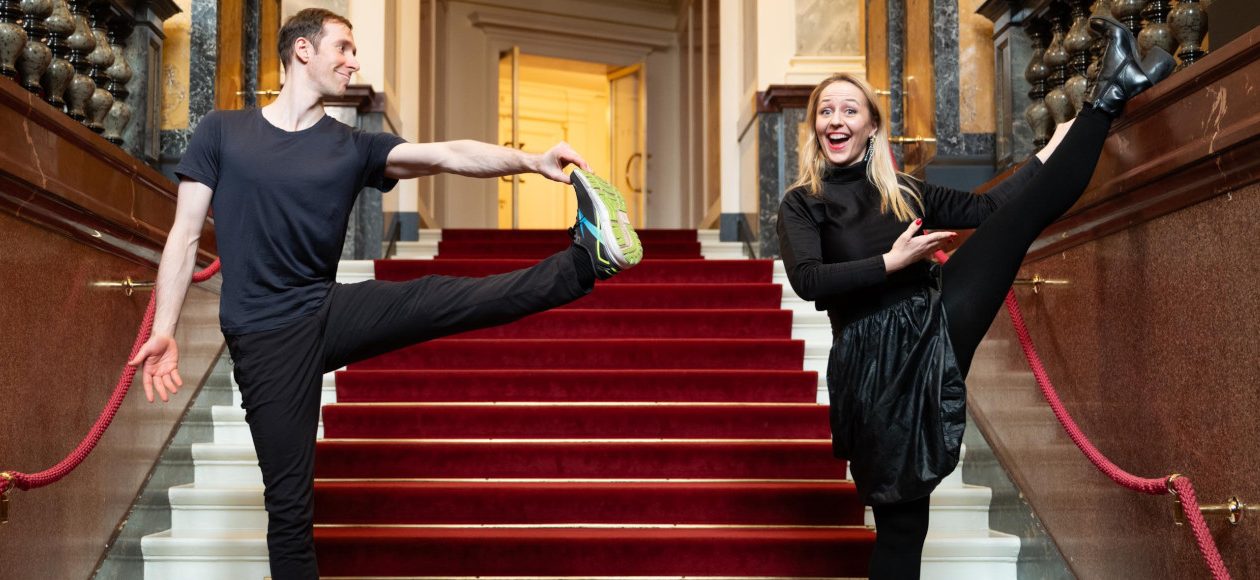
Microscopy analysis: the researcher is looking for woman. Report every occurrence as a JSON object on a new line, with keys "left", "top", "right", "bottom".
{"left": 776, "top": 16, "right": 1172, "bottom": 579}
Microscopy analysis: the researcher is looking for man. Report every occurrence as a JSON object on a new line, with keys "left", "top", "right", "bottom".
{"left": 128, "top": 8, "right": 642, "bottom": 578}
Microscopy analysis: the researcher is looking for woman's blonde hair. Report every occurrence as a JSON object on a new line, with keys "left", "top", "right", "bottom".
{"left": 789, "top": 73, "right": 921, "bottom": 222}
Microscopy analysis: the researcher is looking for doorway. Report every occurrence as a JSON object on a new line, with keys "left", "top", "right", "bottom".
{"left": 498, "top": 51, "right": 646, "bottom": 229}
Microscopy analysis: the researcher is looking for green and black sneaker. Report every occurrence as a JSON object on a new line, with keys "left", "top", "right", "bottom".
{"left": 569, "top": 169, "right": 643, "bottom": 279}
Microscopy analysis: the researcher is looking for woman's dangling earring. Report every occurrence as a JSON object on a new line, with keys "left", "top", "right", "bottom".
{"left": 863, "top": 135, "right": 875, "bottom": 163}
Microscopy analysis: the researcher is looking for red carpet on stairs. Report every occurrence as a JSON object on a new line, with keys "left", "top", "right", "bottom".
{"left": 314, "top": 229, "right": 874, "bottom": 578}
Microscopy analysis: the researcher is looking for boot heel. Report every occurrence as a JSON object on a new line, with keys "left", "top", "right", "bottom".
{"left": 1139, "top": 47, "right": 1175, "bottom": 85}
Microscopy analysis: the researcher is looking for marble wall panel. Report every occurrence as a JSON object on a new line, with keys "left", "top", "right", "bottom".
{"left": 968, "top": 184, "right": 1260, "bottom": 579}
{"left": 958, "top": 0, "right": 996, "bottom": 133}
{"left": 796, "top": 0, "right": 863, "bottom": 56}
{"left": 0, "top": 211, "right": 222, "bottom": 580}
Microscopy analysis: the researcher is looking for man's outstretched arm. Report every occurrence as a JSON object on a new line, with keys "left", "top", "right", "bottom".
{"left": 127, "top": 179, "right": 214, "bottom": 403}
{"left": 384, "top": 140, "right": 589, "bottom": 183}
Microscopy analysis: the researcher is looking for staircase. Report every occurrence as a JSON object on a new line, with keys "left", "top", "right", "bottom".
{"left": 141, "top": 229, "right": 1018, "bottom": 579}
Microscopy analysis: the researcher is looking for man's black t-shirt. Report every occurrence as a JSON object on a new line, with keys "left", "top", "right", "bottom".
{"left": 175, "top": 109, "right": 406, "bottom": 335}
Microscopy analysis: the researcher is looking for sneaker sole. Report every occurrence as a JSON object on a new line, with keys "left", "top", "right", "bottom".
{"left": 572, "top": 170, "right": 643, "bottom": 268}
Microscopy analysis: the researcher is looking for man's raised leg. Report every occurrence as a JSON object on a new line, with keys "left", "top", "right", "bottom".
{"left": 323, "top": 169, "right": 643, "bottom": 369}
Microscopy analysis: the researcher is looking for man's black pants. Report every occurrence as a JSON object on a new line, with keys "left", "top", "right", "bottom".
{"left": 224, "top": 248, "right": 594, "bottom": 579}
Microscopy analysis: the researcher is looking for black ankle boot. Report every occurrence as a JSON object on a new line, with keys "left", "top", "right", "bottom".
{"left": 1085, "top": 15, "right": 1176, "bottom": 117}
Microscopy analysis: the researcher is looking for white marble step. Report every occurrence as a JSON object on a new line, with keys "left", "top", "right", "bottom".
{"left": 861, "top": 485, "right": 995, "bottom": 533}
{"left": 335, "top": 260, "right": 375, "bottom": 284}
{"left": 167, "top": 484, "right": 266, "bottom": 532}
{"left": 191, "top": 444, "right": 263, "bottom": 488}
{"left": 212, "top": 404, "right": 328, "bottom": 444}
{"left": 228, "top": 370, "right": 338, "bottom": 408}
{"left": 142, "top": 527, "right": 1018, "bottom": 580}
{"left": 920, "top": 530, "right": 1020, "bottom": 579}
{"left": 389, "top": 240, "right": 438, "bottom": 259}
{"left": 142, "top": 530, "right": 269, "bottom": 580}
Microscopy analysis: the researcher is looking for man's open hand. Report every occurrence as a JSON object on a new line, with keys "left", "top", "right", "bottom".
{"left": 128, "top": 334, "right": 183, "bottom": 403}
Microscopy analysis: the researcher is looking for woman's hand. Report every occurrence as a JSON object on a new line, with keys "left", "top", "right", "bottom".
{"left": 883, "top": 219, "right": 958, "bottom": 273}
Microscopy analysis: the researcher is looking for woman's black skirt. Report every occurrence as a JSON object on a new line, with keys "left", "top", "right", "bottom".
{"left": 827, "top": 286, "right": 967, "bottom": 506}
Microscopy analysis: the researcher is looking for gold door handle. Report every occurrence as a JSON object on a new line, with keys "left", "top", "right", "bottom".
{"left": 624, "top": 152, "right": 643, "bottom": 194}
{"left": 889, "top": 136, "right": 937, "bottom": 144}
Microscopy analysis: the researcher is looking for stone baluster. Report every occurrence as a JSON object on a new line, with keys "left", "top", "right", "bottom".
{"left": 1064, "top": 0, "right": 1094, "bottom": 114}
{"left": 1086, "top": 0, "right": 1114, "bottom": 95}
{"left": 1138, "top": 0, "right": 1174, "bottom": 57}
{"left": 1169, "top": 0, "right": 1207, "bottom": 70}
{"left": 1112, "top": 0, "right": 1145, "bottom": 35}
{"left": 64, "top": 0, "right": 95, "bottom": 122}
{"left": 102, "top": 19, "right": 131, "bottom": 146}
{"left": 16, "top": 0, "right": 53, "bottom": 94}
{"left": 40, "top": 0, "right": 72, "bottom": 108}
{"left": 1025, "top": 20, "right": 1054, "bottom": 148}
{"left": 0, "top": 0, "right": 26, "bottom": 79}
{"left": 84, "top": 1, "right": 114, "bottom": 133}
{"left": 1043, "top": 4, "right": 1075, "bottom": 124}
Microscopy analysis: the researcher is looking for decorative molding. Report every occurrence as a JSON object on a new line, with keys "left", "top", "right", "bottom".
{"left": 468, "top": 8, "right": 675, "bottom": 52}
{"left": 783, "top": 55, "right": 866, "bottom": 85}
{"left": 322, "top": 84, "right": 380, "bottom": 113}
{"left": 755, "top": 84, "right": 814, "bottom": 113}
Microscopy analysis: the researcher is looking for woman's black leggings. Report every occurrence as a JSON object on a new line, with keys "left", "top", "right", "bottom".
{"left": 867, "top": 106, "right": 1114, "bottom": 580}
{"left": 942, "top": 106, "right": 1112, "bottom": 376}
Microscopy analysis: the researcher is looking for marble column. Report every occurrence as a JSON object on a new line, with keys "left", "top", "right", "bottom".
{"left": 159, "top": 0, "right": 214, "bottom": 180}
{"left": 887, "top": 0, "right": 906, "bottom": 161}
{"left": 241, "top": 0, "right": 258, "bottom": 108}
{"left": 116, "top": 0, "right": 182, "bottom": 163}
{"left": 922, "top": 0, "right": 996, "bottom": 190}
{"left": 753, "top": 87, "right": 809, "bottom": 260}
{"left": 325, "top": 86, "right": 394, "bottom": 261}
{"left": 979, "top": 0, "right": 1036, "bottom": 170}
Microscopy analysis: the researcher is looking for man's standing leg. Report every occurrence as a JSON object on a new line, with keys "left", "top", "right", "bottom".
{"left": 226, "top": 307, "right": 330, "bottom": 580}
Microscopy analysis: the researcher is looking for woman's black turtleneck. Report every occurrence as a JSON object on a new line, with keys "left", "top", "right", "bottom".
{"left": 776, "top": 158, "right": 1043, "bottom": 327}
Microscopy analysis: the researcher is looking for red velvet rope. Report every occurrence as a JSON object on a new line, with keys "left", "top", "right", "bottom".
{"left": 0, "top": 260, "right": 221, "bottom": 499}
{"left": 932, "top": 249, "right": 1231, "bottom": 579}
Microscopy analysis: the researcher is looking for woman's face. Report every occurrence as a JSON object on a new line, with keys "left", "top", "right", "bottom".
{"left": 814, "top": 80, "right": 878, "bottom": 167}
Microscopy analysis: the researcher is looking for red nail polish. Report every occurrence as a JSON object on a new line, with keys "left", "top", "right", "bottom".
{"left": 915, "top": 219, "right": 922, "bottom": 225}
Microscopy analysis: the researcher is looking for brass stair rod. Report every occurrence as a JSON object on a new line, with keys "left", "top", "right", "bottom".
{"left": 1, "top": 471, "right": 12, "bottom": 524}
{"left": 1012, "top": 275, "right": 1069, "bottom": 294}
{"left": 1174, "top": 494, "right": 1258, "bottom": 526}
{"left": 92, "top": 277, "right": 155, "bottom": 297}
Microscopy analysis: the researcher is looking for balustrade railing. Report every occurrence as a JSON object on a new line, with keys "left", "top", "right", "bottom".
{"left": 0, "top": 0, "right": 170, "bottom": 156}
{"left": 1022, "top": 0, "right": 1211, "bottom": 129}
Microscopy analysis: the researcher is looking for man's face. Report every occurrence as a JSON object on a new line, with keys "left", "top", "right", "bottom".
{"left": 308, "top": 22, "right": 359, "bottom": 97}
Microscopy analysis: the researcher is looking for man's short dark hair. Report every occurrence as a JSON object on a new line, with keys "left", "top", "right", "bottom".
{"left": 278, "top": 8, "right": 353, "bottom": 71}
